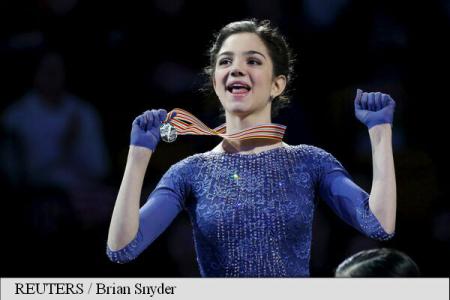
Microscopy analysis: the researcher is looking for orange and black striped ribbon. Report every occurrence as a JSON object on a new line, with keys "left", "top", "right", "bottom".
{"left": 163, "top": 108, "right": 286, "bottom": 141}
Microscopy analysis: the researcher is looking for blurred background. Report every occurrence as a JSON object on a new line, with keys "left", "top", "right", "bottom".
{"left": 1, "top": 0, "right": 448, "bottom": 277}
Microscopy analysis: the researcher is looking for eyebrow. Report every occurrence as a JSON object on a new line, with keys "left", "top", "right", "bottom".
{"left": 218, "top": 50, "right": 266, "bottom": 59}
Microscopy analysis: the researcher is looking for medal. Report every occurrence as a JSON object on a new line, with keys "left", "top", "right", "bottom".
{"left": 160, "top": 122, "right": 177, "bottom": 143}
{"left": 160, "top": 108, "right": 286, "bottom": 142}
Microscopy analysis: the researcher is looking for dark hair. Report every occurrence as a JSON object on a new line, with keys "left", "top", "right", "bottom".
{"left": 203, "top": 19, "right": 295, "bottom": 117}
{"left": 335, "top": 248, "right": 420, "bottom": 277}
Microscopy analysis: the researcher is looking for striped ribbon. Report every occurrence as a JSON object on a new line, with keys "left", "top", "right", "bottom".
{"left": 162, "top": 108, "right": 286, "bottom": 141}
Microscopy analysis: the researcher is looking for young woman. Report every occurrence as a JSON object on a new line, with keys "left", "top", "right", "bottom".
{"left": 107, "top": 19, "right": 397, "bottom": 277}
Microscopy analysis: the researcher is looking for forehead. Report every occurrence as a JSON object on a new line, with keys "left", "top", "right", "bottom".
{"left": 219, "top": 32, "right": 268, "bottom": 56}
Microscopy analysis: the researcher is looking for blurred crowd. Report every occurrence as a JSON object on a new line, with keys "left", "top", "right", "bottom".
{"left": 1, "top": 0, "right": 449, "bottom": 276}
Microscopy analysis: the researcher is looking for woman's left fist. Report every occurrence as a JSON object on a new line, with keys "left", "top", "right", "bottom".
{"left": 354, "top": 89, "right": 396, "bottom": 129}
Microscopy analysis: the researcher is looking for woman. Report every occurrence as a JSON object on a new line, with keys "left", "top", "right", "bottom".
{"left": 107, "top": 19, "right": 396, "bottom": 277}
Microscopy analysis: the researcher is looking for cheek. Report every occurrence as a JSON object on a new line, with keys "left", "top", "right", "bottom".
{"left": 214, "top": 71, "right": 229, "bottom": 94}
{"left": 214, "top": 68, "right": 225, "bottom": 81}
{"left": 213, "top": 71, "right": 226, "bottom": 100}
{"left": 252, "top": 72, "right": 272, "bottom": 92}
{"left": 213, "top": 72, "right": 219, "bottom": 86}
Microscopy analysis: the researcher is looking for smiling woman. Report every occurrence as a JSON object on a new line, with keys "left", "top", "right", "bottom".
{"left": 204, "top": 20, "right": 295, "bottom": 121}
{"left": 106, "top": 19, "right": 398, "bottom": 277}
{"left": 213, "top": 33, "right": 285, "bottom": 128}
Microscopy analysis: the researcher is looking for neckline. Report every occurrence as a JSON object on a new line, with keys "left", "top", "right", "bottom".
{"left": 205, "top": 144, "right": 292, "bottom": 158}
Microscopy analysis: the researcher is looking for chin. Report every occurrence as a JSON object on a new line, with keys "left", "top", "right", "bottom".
{"left": 224, "top": 103, "right": 252, "bottom": 114}
{"left": 227, "top": 109, "right": 255, "bottom": 119}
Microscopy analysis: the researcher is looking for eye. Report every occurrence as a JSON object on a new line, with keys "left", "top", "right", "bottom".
{"left": 247, "top": 57, "right": 262, "bottom": 65}
{"left": 218, "top": 58, "right": 231, "bottom": 66}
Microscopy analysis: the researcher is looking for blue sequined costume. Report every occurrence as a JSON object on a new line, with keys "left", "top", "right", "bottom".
{"left": 107, "top": 145, "right": 393, "bottom": 276}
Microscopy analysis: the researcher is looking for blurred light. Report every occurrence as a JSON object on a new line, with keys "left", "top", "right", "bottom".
{"left": 151, "top": 61, "right": 197, "bottom": 94}
{"left": 153, "top": 0, "right": 185, "bottom": 16}
{"left": 303, "top": 0, "right": 350, "bottom": 28}
{"left": 44, "top": 0, "right": 78, "bottom": 16}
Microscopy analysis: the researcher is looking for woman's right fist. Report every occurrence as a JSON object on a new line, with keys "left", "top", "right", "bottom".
{"left": 130, "top": 109, "right": 167, "bottom": 151}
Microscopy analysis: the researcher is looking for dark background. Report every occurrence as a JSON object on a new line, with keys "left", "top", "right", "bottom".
{"left": 1, "top": 0, "right": 449, "bottom": 277}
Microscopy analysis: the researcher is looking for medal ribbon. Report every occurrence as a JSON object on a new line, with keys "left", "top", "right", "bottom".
{"left": 163, "top": 108, "right": 286, "bottom": 141}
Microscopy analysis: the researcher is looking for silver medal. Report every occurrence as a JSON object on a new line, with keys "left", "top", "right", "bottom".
{"left": 160, "top": 123, "right": 177, "bottom": 143}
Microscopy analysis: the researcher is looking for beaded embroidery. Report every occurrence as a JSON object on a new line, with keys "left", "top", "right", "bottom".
{"left": 107, "top": 144, "right": 394, "bottom": 276}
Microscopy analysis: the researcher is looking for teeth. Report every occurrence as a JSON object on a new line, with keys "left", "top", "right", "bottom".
{"left": 227, "top": 84, "right": 250, "bottom": 92}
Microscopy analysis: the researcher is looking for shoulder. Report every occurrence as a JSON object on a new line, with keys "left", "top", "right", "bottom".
{"left": 287, "top": 144, "right": 334, "bottom": 158}
{"left": 65, "top": 94, "right": 98, "bottom": 116}
{"left": 1, "top": 93, "right": 35, "bottom": 129}
{"left": 288, "top": 144, "right": 343, "bottom": 171}
{"left": 165, "top": 152, "right": 204, "bottom": 176}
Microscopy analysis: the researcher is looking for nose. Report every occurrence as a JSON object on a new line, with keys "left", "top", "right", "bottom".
{"left": 230, "top": 68, "right": 244, "bottom": 77}
{"left": 230, "top": 61, "right": 246, "bottom": 77}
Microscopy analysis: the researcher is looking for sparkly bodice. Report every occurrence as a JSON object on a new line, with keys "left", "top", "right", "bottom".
{"left": 183, "top": 146, "right": 318, "bottom": 277}
{"left": 107, "top": 144, "right": 393, "bottom": 276}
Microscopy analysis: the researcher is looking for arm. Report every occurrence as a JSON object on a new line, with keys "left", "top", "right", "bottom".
{"left": 107, "top": 146, "right": 151, "bottom": 250}
{"left": 355, "top": 89, "right": 397, "bottom": 234}
{"left": 318, "top": 152, "right": 394, "bottom": 240}
{"left": 368, "top": 124, "right": 396, "bottom": 234}
{"left": 107, "top": 109, "right": 177, "bottom": 262}
{"left": 107, "top": 147, "right": 186, "bottom": 263}
{"left": 318, "top": 90, "right": 397, "bottom": 240}
{"left": 74, "top": 105, "right": 110, "bottom": 179}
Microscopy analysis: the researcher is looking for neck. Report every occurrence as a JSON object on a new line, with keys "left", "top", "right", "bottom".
{"left": 224, "top": 106, "right": 272, "bottom": 134}
{"left": 37, "top": 89, "right": 64, "bottom": 108}
{"left": 222, "top": 106, "right": 281, "bottom": 153}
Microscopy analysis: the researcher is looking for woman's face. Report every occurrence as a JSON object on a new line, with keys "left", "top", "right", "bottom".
{"left": 213, "top": 32, "right": 286, "bottom": 118}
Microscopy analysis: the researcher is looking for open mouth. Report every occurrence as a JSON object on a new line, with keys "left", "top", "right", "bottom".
{"left": 226, "top": 82, "right": 251, "bottom": 95}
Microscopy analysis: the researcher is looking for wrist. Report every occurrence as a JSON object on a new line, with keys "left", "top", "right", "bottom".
{"left": 128, "top": 145, "right": 152, "bottom": 162}
{"left": 366, "top": 118, "right": 392, "bottom": 129}
{"left": 368, "top": 123, "right": 392, "bottom": 144}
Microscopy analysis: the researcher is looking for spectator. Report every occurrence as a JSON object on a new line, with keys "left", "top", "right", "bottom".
{"left": 335, "top": 248, "right": 420, "bottom": 277}
{"left": 1, "top": 51, "right": 109, "bottom": 190}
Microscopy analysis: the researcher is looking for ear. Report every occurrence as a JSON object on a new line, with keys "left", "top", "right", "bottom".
{"left": 271, "top": 75, "right": 287, "bottom": 99}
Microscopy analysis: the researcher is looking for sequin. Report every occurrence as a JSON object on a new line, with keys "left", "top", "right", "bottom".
{"left": 107, "top": 144, "right": 394, "bottom": 276}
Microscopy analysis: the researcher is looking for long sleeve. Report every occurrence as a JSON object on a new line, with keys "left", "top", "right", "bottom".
{"left": 107, "top": 159, "right": 191, "bottom": 263}
{"left": 316, "top": 149, "right": 394, "bottom": 240}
